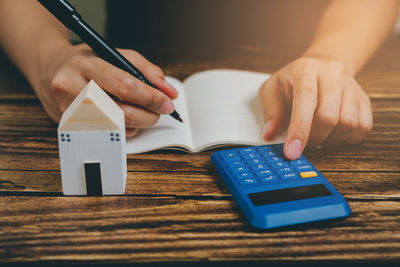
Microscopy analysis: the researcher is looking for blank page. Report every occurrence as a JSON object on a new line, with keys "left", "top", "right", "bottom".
{"left": 183, "top": 69, "right": 285, "bottom": 151}
{"left": 125, "top": 77, "right": 193, "bottom": 153}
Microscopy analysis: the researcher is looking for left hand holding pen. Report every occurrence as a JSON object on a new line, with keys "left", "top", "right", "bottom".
{"left": 258, "top": 57, "right": 373, "bottom": 160}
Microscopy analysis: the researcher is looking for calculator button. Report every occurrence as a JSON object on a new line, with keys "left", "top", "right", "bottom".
{"left": 257, "top": 146, "right": 274, "bottom": 152}
{"left": 243, "top": 153, "right": 260, "bottom": 160}
{"left": 239, "top": 178, "right": 258, "bottom": 185}
{"left": 277, "top": 167, "right": 293, "bottom": 175}
{"left": 297, "top": 165, "right": 313, "bottom": 171}
{"left": 235, "top": 172, "right": 254, "bottom": 180}
{"left": 266, "top": 156, "right": 280, "bottom": 163}
{"left": 290, "top": 159, "right": 308, "bottom": 166}
{"left": 255, "top": 170, "right": 273, "bottom": 177}
{"left": 272, "top": 161, "right": 288, "bottom": 168}
{"left": 226, "top": 161, "right": 244, "bottom": 168}
{"left": 231, "top": 166, "right": 249, "bottom": 173}
{"left": 261, "top": 151, "right": 278, "bottom": 157}
{"left": 221, "top": 152, "right": 240, "bottom": 162}
{"left": 282, "top": 173, "right": 298, "bottom": 179}
{"left": 251, "top": 164, "right": 269, "bottom": 171}
{"left": 259, "top": 175, "right": 278, "bottom": 183}
{"left": 300, "top": 171, "right": 318, "bottom": 178}
{"left": 239, "top": 148, "right": 257, "bottom": 154}
{"left": 248, "top": 158, "right": 265, "bottom": 165}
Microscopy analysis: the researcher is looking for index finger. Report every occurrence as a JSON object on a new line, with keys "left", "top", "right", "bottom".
{"left": 284, "top": 72, "right": 318, "bottom": 160}
{"left": 79, "top": 56, "right": 175, "bottom": 115}
{"left": 119, "top": 49, "right": 178, "bottom": 100}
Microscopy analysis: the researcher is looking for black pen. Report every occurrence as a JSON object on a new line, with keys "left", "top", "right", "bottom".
{"left": 37, "top": 0, "right": 183, "bottom": 123}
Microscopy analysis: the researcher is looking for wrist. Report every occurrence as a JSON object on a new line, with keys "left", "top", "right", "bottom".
{"left": 302, "top": 51, "right": 355, "bottom": 77}
{"left": 302, "top": 46, "right": 356, "bottom": 76}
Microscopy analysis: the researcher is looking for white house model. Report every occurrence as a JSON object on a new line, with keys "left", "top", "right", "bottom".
{"left": 58, "top": 80, "right": 127, "bottom": 195}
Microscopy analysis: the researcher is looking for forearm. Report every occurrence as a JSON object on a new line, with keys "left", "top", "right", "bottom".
{"left": 0, "top": 0, "right": 71, "bottom": 87}
{"left": 303, "top": 0, "right": 399, "bottom": 75}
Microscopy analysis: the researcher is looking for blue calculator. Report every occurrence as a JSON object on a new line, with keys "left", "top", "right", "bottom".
{"left": 211, "top": 144, "right": 351, "bottom": 229}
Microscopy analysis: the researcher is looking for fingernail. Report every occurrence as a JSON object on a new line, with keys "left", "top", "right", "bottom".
{"left": 262, "top": 120, "right": 272, "bottom": 140}
{"left": 285, "top": 139, "right": 303, "bottom": 160}
{"left": 160, "top": 100, "right": 174, "bottom": 114}
{"left": 163, "top": 79, "right": 178, "bottom": 94}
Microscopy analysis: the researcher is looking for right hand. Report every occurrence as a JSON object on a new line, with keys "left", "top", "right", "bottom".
{"left": 35, "top": 44, "right": 178, "bottom": 137}
{"left": 258, "top": 57, "right": 373, "bottom": 160}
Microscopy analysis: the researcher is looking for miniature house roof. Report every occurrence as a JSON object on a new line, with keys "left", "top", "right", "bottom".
{"left": 58, "top": 80, "right": 124, "bottom": 131}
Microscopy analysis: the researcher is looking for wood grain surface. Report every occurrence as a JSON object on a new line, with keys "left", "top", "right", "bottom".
{"left": 0, "top": 35, "right": 399, "bottom": 266}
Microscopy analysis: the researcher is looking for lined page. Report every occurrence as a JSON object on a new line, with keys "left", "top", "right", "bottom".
{"left": 126, "top": 77, "right": 193, "bottom": 154}
{"left": 183, "top": 69, "right": 285, "bottom": 151}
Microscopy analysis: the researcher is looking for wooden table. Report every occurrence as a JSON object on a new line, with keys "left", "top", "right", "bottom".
{"left": 0, "top": 35, "right": 399, "bottom": 266}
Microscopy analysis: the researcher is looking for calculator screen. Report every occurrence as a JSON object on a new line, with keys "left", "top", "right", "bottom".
{"left": 248, "top": 184, "right": 332, "bottom": 206}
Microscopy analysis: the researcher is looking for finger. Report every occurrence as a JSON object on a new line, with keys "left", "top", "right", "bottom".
{"left": 126, "top": 128, "right": 139, "bottom": 137}
{"left": 345, "top": 91, "right": 373, "bottom": 145}
{"left": 323, "top": 79, "right": 360, "bottom": 146}
{"left": 284, "top": 72, "right": 318, "bottom": 160}
{"left": 117, "top": 101, "right": 160, "bottom": 128}
{"left": 259, "top": 76, "right": 287, "bottom": 141}
{"left": 307, "top": 66, "right": 342, "bottom": 147}
{"left": 78, "top": 56, "right": 175, "bottom": 115}
{"left": 50, "top": 70, "right": 89, "bottom": 113}
{"left": 119, "top": 49, "right": 178, "bottom": 100}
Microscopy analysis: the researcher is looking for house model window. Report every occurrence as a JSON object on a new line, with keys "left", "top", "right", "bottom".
{"left": 60, "top": 133, "right": 71, "bottom": 142}
{"left": 57, "top": 80, "right": 127, "bottom": 196}
{"left": 110, "top": 132, "right": 120, "bottom": 142}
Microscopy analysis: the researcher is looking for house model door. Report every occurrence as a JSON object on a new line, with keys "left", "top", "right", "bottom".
{"left": 84, "top": 162, "right": 103, "bottom": 196}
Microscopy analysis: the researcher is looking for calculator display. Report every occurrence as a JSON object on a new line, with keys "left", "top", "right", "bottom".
{"left": 248, "top": 184, "right": 332, "bottom": 206}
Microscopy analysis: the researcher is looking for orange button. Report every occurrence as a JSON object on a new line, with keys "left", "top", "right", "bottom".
{"left": 300, "top": 171, "right": 318, "bottom": 178}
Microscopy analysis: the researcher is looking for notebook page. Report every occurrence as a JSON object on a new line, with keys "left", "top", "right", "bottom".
{"left": 125, "top": 77, "right": 194, "bottom": 154}
{"left": 183, "top": 69, "right": 285, "bottom": 151}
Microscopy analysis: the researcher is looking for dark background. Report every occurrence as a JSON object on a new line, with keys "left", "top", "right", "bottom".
{"left": 107, "top": 0, "right": 330, "bottom": 62}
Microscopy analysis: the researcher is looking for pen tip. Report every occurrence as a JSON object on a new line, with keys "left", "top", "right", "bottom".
{"left": 170, "top": 110, "right": 183, "bottom": 123}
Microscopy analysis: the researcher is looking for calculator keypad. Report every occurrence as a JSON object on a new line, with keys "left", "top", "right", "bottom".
{"left": 220, "top": 145, "right": 318, "bottom": 187}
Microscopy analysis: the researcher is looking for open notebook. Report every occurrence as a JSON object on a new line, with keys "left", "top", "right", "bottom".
{"left": 126, "top": 69, "right": 285, "bottom": 154}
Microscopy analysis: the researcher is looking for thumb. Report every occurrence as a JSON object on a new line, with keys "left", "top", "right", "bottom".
{"left": 258, "top": 76, "right": 287, "bottom": 141}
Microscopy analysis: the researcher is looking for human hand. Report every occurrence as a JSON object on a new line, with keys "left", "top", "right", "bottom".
{"left": 258, "top": 57, "right": 373, "bottom": 160}
{"left": 35, "top": 44, "right": 178, "bottom": 137}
